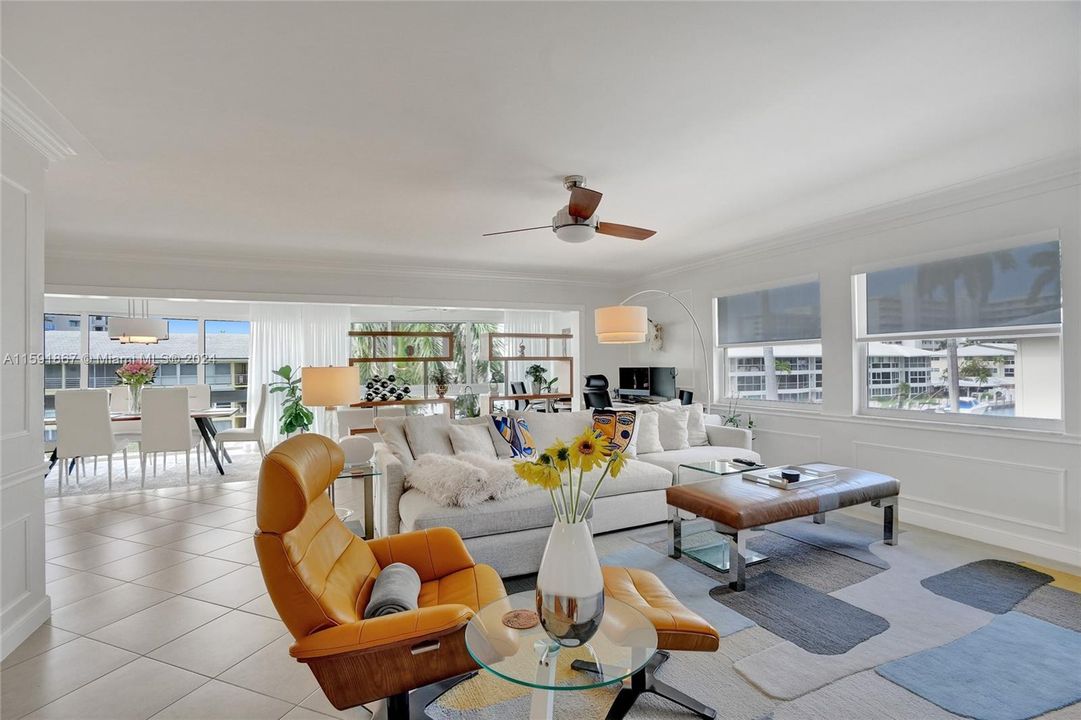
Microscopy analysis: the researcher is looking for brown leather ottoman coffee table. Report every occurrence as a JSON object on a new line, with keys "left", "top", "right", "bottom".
{"left": 666, "top": 465, "right": 900, "bottom": 591}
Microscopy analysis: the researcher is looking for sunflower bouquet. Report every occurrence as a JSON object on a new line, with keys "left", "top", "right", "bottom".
{"left": 514, "top": 426, "right": 626, "bottom": 524}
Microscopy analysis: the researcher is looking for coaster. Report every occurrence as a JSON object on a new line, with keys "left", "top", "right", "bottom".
{"left": 502, "top": 609, "right": 539, "bottom": 629}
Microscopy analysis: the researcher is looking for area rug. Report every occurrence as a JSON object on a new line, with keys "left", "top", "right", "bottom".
{"left": 1015, "top": 585, "right": 1081, "bottom": 632}
{"left": 768, "top": 514, "right": 894, "bottom": 570}
{"left": 427, "top": 587, "right": 775, "bottom": 720}
{"left": 711, "top": 571, "right": 890, "bottom": 655}
{"left": 733, "top": 527, "right": 995, "bottom": 700}
{"left": 921, "top": 559, "right": 1052, "bottom": 614}
{"left": 764, "top": 670, "right": 960, "bottom": 720}
{"left": 44, "top": 448, "right": 262, "bottom": 497}
{"left": 876, "top": 612, "right": 1081, "bottom": 720}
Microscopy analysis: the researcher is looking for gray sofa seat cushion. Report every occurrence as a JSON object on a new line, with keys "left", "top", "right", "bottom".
{"left": 399, "top": 486, "right": 590, "bottom": 540}
{"left": 636, "top": 446, "right": 762, "bottom": 477}
{"left": 592, "top": 459, "right": 672, "bottom": 498}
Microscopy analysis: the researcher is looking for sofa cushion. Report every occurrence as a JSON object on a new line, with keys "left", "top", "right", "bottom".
{"left": 635, "top": 411, "right": 663, "bottom": 454}
{"left": 636, "top": 446, "right": 762, "bottom": 477}
{"left": 592, "top": 459, "right": 672, "bottom": 498}
{"left": 400, "top": 487, "right": 589, "bottom": 540}
{"left": 591, "top": 409, "right": 639, "bottom": 457}
{"left": 373, "top": 416, "right": 413, "bottom": 468}
{"left": 654, "top": 405, "right": 690, "bottom": 451}
{"left": 455, "top": 416, "right": 513, "bottom": 458}
{"left": 404, "top": 414, "right": 453, "bottom": 457}
{"left": 509, "top": 410, "right": 594, "bottom": 451}
{"left": 449, "top": 423, "right": 497, "bottom": 458}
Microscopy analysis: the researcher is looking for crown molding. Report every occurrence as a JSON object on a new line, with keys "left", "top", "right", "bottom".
{"left": 2, "top": 57, "right": 98, "bottom": 164}
{"left": 44, "top": 241, "right": 623, "bottom": 290}
{"left": 635, "top": 153, "right": 1081, "bottom": 284}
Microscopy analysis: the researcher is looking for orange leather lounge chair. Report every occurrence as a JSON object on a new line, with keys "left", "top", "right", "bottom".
{"left": 254, "top": 434, "right": 507, "bottom": 719}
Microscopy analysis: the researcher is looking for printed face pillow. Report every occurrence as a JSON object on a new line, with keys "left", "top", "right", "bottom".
{"left": 491, "top": 415, "right": 536, "bottom": 458}
{"left": 592, "top": 409, "right": 638, "bottom": 456}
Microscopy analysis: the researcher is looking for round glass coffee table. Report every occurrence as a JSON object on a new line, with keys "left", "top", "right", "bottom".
{"left": 464, "top": 594, "right": 658, "bottom": 720}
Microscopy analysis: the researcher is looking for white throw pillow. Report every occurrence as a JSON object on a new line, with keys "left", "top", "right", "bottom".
{"left": 455, "top": 416, "right": 513, "bottom": 458}
{"left": 634, "top": 410, "right": 663, "bottom": 455}
{"left": 654, "top": 405, "right": 690, "bottom": 451}
{"left": 448, "top": 423, "right": 497, "bottom": 458}
{"left": 591, "top": 408, "right": 640, "bottom": 458}
{"left": 404, "top": 414, "right": 453, "bottom": 458}
{"left": 406, "top": 454, "right": 491, "bottom": 507}
{"left": 374, "top": 416, "right": 413, "bottom": 468}
{"left": 685, "top": 403, "right": 708, "bottom": 446}
{"left": 509, "top": 410, "right": 594, "bottom": 451}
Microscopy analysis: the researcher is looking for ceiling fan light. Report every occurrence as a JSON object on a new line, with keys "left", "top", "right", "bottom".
{"left": 554, "top": 223, "right": 596, "bottom": 243}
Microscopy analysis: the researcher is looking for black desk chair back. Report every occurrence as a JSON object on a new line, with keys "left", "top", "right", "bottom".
{"left": 584, "top": 374, "right": 609, "bottom": 391}
{"left": 583, "top": 390, "right": 612, "bottom": 410}
{"left": 678, "top": 389, "right": 694, "bottom": 405}
{"left": 509, "top": 381, "right": 530, "bottom": 411}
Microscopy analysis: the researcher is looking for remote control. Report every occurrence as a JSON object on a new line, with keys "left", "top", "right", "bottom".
{"left": 733, "top": 458, "right": 759, "bottom": 466}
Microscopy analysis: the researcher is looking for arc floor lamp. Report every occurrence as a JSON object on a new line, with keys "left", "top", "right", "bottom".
{"left": 595, "top": 290, "right": 712, "bottom": 413}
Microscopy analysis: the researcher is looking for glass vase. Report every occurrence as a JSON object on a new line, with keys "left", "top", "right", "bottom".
{"left": 535, "top": 520, "right": 604, "bottom": 648}
{"left": 128, "top": 384, "right": 141, "bottom": 413}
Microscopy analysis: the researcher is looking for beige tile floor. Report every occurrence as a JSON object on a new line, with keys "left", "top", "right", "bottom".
{"left": 1, "top": 475, "right": 375, "bottom": 720}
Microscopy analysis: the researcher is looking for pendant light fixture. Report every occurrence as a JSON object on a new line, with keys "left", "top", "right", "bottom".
{"left": 107, "top": 299, "right": 169, "bottom": 344}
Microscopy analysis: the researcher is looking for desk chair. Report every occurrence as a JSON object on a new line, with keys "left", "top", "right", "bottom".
{"left": 583, "top": 374, "right": 613, "bottom": 409}
{"left": 509, "top": 381, "right": 531, "bottom": 411}
{"left": 678, "top": 389, "right": 694, "bottom": 405}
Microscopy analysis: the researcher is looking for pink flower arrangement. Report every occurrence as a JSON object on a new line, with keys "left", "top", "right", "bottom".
{"left": 116, "top": 360, "right": 157, "bottom": 386}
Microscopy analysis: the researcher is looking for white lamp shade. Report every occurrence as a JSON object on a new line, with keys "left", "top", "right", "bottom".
{"left": 107, "top": 316, "right": 169, "bottom": 344}
{"left": 302, "top": 366, "right": 361, "bottom": 407}
{"left": 595, "top": 305, "right": 648, "bottom": 344}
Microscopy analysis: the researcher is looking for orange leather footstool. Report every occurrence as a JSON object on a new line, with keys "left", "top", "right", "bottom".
{"left": 572, "top": 566, "right": 720, "bottom": 720}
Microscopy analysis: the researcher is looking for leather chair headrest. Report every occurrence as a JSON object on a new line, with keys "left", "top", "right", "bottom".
{"left": 257, "top": 434, "right": 345, "bottom": 534}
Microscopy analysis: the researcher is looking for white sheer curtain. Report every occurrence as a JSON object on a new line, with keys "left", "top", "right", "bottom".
{"left": 247, "top": 303, "right": 351, "bottom": 448}
{"left": 502, "top": 310, "right": 555, "bottom": 386}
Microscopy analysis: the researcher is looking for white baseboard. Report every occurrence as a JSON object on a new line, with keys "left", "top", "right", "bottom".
{"left": 1, "top": 594, "right": 51, "bottom": 662}
{"left": 841, "top": 504, "right": 1081, "bottom": 570}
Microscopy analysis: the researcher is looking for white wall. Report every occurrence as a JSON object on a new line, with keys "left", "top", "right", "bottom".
{"left": 624, "top": 160, "right": 1081, "bottom": 567}
{"left": 1, "top": 125, "right": 51, "bottom": 658}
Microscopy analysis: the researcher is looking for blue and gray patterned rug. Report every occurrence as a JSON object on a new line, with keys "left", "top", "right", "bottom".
{"left": 430, "top": 515, "right": 1081, "bottom": 720}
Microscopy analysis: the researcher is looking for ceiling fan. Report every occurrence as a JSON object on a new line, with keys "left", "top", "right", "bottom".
{"left": 483, "top": 175, "right": 656, "bottom": 243}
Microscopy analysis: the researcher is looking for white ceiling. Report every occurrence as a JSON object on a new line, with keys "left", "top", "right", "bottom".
{"left": 4, "top": 2, "right": 1079, "bottom": 280}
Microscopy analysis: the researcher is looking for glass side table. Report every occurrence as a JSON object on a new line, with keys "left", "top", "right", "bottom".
{"left": 674, "top": 460, "right": 769, "bottom": 572}
{"left": 330, "top": 463, "right": 382, "bottom": 539}
{"left": 465, "top": 594, "right": 657, "bottom": 720}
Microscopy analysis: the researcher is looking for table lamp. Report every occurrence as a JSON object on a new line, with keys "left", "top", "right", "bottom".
{"left": 301, "top": 366, "right": 361, "bottom": 440}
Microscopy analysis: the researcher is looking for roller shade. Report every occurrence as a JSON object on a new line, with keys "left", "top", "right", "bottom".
{"left": 715, "top": 281, "right": 821, "bottom": 345}
{"left": 863, "top": 240, "right": 1061, "bottom": 336}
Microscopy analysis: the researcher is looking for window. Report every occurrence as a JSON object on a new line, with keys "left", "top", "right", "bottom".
{"left": 206, "top": 320, "right": 251, "bottom": 429}
{"left": 44, "top": 314, "right": 81, "bottom": 420}
{"left": 857, "top": 238, "right": 1062, "bottom": 422}
{"left": 716, "top": 280, "right": 823, "bottom": 405}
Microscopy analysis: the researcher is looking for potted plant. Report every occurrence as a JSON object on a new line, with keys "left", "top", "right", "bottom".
{"left": 429, "top": 363, "right": 453, "bottom": 398}
{"left": 269, "top": 365, "right": 314, "bottom": 436}
{"left": 525, "top": 364, "right": 548, "bottom": 395}
{"left": 115, "top": 360, "right": 157, "bottom": 412}
{"left": 514, "top": 427, "right": 627, "bottom": 648}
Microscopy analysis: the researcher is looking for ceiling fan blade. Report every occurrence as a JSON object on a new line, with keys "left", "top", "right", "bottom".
{"left": 481, "top": 225, "right": 551, "bottom": 237}
{"left": 596, "top": 222, "right": 656, "bottom": 240}
{"left": 568, "top": 186, "right": 603, "bottom": 219}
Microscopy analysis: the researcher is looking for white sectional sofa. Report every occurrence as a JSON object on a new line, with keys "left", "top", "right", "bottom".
{"left": 372, "top": 408, "right": 758, "bottom": 577}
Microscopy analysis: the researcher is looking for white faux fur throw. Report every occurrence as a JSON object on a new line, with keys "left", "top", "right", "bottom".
{"left": 406, "top": 453, "right": 528, "bottom": 507}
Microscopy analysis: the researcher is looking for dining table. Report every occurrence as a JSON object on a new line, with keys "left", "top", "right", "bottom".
{"left": 45, "top": 407, "right": 239, "bottom": 477}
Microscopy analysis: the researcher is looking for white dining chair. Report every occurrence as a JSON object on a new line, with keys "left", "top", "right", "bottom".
{"left": 185, "top": 383, "right": 212, "bottom": 466}
{"left": 140, "top": 387, "right": 201, "bottom": 486}
{"left": 215, "top": 383, "right": 268, "bottom": 457}
{"left": 54, "top": 389, "right": 134, "bottom": 494}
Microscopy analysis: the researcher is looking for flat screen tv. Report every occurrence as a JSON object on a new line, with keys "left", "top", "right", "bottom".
{"left": 618, "top": 367, "right": 650, "bottom": 396}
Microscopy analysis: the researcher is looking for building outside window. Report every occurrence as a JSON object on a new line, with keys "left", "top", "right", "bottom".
{"left": 856, "top": 237, "right": 1062, "bottom": 422}
{"left": 205, "top": 320, "right": 251, "bottom": 430}
{"left": 716, "top": 280, "right": 823, "bottom": 405}
{"left": 43, "top": 314, "right": 81, "bottom": 422}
